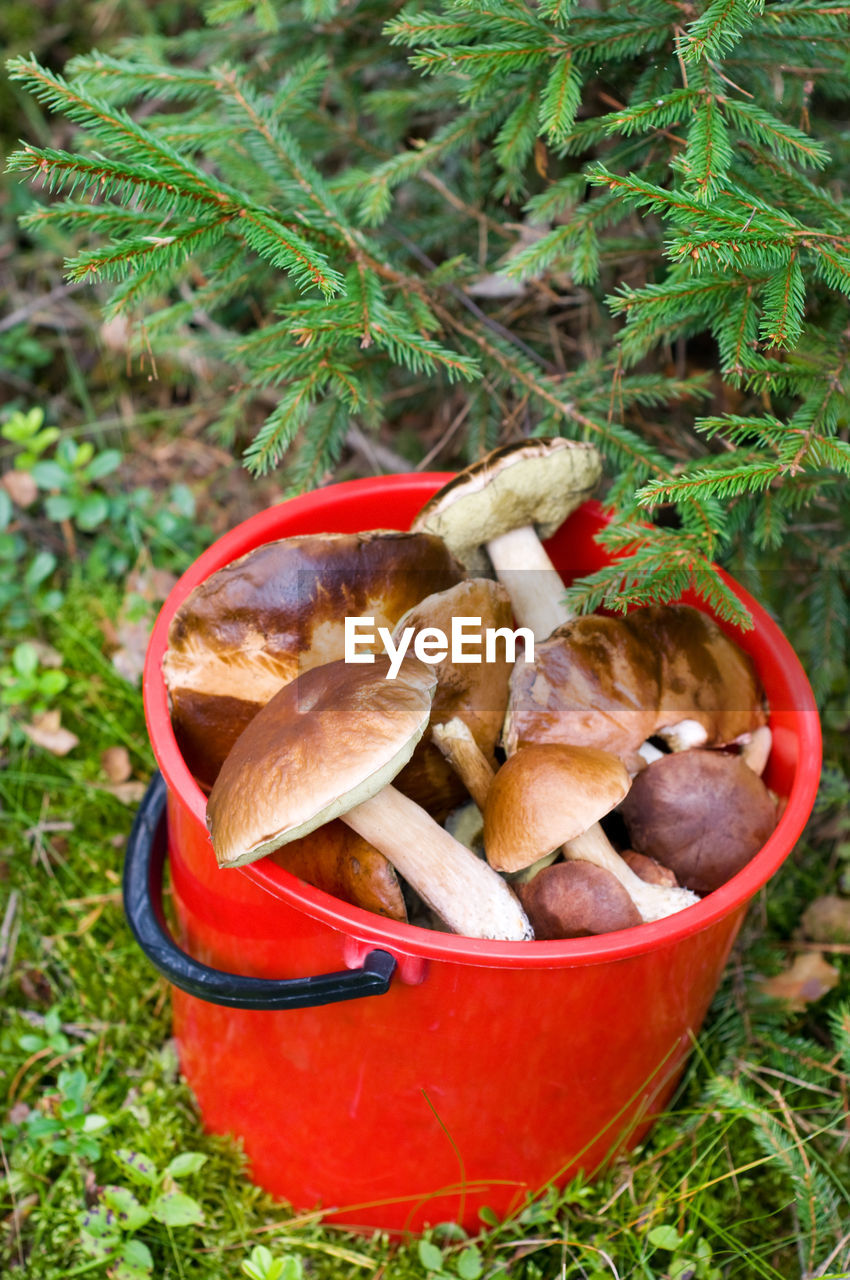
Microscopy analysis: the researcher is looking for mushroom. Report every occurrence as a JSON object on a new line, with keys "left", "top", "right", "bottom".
{"left": 412, "top": 438, "right": 602, "bottom": 642}
{"left": 431, "top": 716, "right": 496, "bottom": 812}
{"left": 163, "top": 529, "right": 465, "bottom": 789}
{"left": 389, "top": 578, "right": 515, "bottom": 817}
{"left": 620, "top": 749, "right": 778, "bottom": 894}
{"left": 483, "top": 743, "right": 699, "bottom": 922}
{"left": 269, "top": 821, "right": 407, "bottom": 921}
{"left": 620, "top": 850, "right": 679, "bottom": 889}
{"left": 516, "top": 862, "right": 642, "bottom": 938}
{"left": 206, "top": 654, "right": 534, "bottom": 941}
{"left": 504, "top": 605, "right": 767, "bottom": 774}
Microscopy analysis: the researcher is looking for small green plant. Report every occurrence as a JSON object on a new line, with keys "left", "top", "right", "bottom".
{"left": 13, "top": 1067, "right": 110, "bottom": 1164}
{"left": 1, "top": 404, "right": 60, "bottom": 471}
{"left": 29, "top": 432, "right": 122, "bottom": 532}
{"left": 242, "top": 1245, "right": 304, "bottom": 1280}
{"left": 0, "top": 640, "right": 68, "bottom": 711}
{"left": 646, "top": 1225, "right": 722, "bottom": 1280}
{"left": 79, "top": 1148, "right": 206, "bottom": 1279}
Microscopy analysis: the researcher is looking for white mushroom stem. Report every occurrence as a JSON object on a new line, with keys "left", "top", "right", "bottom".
{"left": 563, "top": 824, "right": 699, "bottom": 923}
{"left": 484, "top": 525, "right": 572, "bottom": 643}
{"left": 343, "top": 784, "right": 534, "bottom": 940}
{"left": 740, "top": 725, "right": 772, "bottom": 776}
{"left": 432, "top": 717, "right": 496, "bottom": 811}
{"left": 656, "top": 718, "right": 709, "bottom": 752}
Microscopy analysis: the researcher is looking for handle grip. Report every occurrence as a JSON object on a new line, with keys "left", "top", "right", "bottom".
{"left": 123, "top": 773, "right": 397, "bottom": 1010}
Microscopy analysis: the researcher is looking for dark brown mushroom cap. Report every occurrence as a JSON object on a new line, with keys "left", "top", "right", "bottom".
{"left": 504, "top": 604, "right": 767, "bottom": 771}
{"left": 206, "top": 654, "right": 437, "bottom": 868}
{"left": 270, "top": 821, "right": 407, "bottom": 921}
{"left": 483, "top": 742, "right": 631, "bottom": 873}
{"left": 391, "top": 579, "right": 515, "bottom": 816}
{"left": 516, "top": 861, "right": 642, "bottom": 939}
{"left": 629, "top": 605, "right": 767, "bottom": 748}
{"left": 164, "top": 530, "right": 463, "bottom": 790}
{"left": 620, "top": 749, "right": 777, "bottom": 894}
{"left": 411, "top": 438, "right": 602, "bottom": 570}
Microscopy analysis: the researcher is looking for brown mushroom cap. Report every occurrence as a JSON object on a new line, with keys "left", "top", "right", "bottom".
{"left": 411, "top": 438, "right": 602, "bottom": 571}
{"left": 206, "top": 654, "right": 436, "bottom": 867}
{"left": 164, "top": 530, "right": 463, "bottom": 789}
{"left": 504, "top": 604, "right": 767, "bottom": 772}
{"left": 269, "top": 821, "right": 407, "bottom": 921}
{"left": 620, "top": 849, "right": 679, "bottom": 889}
{"left": 483, "top": 743, "right": 631, "bottom": 873}
{"left": 620, "top": 749, "right": 777, "bottom": 894}
{"left": 516, "top": 861, "right": 642, "bottom": 939}
{"left": 391, "top": 579, "right": 515, "bottom": 815}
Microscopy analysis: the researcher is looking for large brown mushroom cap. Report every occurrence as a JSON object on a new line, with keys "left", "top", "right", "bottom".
{"left": 411, "top": 438, "right": 602, "bottom": 570}
{"left": 207, "top": 654, "right": 437, "bottom": 867}
{"left": 504, "top": 604, "right": 767, "bottom": 771}
{"left": 164, "top": 530, "right": 463, "bottom": 789}
{"left": 517, "top": 861, "right": 642, "bottom": 938}
{"left": 484, "top": 743, "right": 631, "bottom": 873}
{"left": 620, "top": 749, "right": 778, "bottom": 894}
{"left": 504, "top": 613, "right": 660, "bottom": 771}
{"left": 391, "top": 579, "right": 515, "bottom": 815}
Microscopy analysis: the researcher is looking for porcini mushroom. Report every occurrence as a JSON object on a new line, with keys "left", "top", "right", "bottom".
{"left": 516, "top": 862, "right": 642, "bottom": 938}
{"left": 504, "top": 605, "right": 767, "bottom": 773}
{"left": 620, "top": 749, "right": 778, "bottom": 894}
{"left": 412, "top": 438, "right": 602, "bottom": 641}
{"left": 269, "top": 822, "right": 407, "bottom": 921}
{"left": 389, "top": 578, "right": 515, "bottom": 817}
{"left": 206, "top": 654, "right": 534, "bottom": 941}
{"left": 483, "top": 743, "right": 699, "bottom": 922}
{"left": 163, "top": 529, "right": 464, "bottom": 789}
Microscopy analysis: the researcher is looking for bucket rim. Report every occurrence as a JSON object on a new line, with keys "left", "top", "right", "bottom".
{"left": 142, "top": 472, "right": 822, "bottom": 968}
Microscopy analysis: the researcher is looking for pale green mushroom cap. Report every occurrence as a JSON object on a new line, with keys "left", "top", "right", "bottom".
{"left": 411, "top": 438, "right": 602, "bottom": 569}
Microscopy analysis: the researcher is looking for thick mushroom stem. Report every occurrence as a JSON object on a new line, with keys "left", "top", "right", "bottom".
{"left": 564, "top": 823, "right": 699, "bottom": 923}
{"left": 740, "top": 725, "right": 772, "bottom": 775}
{"left": 432, "top": 717, "right": 496, "bottom": 811}
{"left": 484, "top": 526, "right": 571, "bottom": 642}
{"left": 344, "top": 785, "right": 534, "bottom": 941}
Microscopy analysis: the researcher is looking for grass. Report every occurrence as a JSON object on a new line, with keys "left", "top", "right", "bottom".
{"left": 0, "top": 572, "right": 849, "bottom": 1278}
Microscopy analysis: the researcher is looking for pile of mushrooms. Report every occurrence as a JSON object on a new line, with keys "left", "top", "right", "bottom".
{"left": 163, "top": 438, "right": 779, "bottom": 943}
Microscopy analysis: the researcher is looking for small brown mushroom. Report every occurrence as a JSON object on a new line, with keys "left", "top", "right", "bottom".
{"left": 390, "top": 578, "right": 515, "bottom": 817}
{"left": 516, "top": 862, "right": 642, "bottom": 938}
{"left": 412, "top": 438, "right": 602, "bottom": 641}
{"left": 620, "top": 850, "right": 679, "bottom": 889}
{"left": 163, "top": 529, "right": 464, "bottom": 789}
{"left": 207, "top": 654, "right": 533, "bottom": 941}
{"left": 483, "top": 743, "right": 699, "bottom": 921}
{"left": 620, "top": 749, "right": 778, "bottom": 894}
{"left": 269, "top": 822, "right": 407, "bottom": 921}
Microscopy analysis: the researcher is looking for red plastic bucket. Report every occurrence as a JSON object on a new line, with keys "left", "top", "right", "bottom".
{"left": 132, "top": 473, "right": 821, "bottom": 1235}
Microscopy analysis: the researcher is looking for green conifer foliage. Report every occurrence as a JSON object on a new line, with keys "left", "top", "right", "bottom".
{"left": 6, "top": 0, "right": 850, "bottom": 685}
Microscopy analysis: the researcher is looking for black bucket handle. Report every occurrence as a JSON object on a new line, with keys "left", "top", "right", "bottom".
{"left": 123, "top": 773, "right": 397, "bottom": 1010}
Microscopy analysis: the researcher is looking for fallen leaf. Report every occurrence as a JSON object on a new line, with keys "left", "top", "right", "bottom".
{"left": 101, "top": 745, "right": 132, "bottom": 784}
{"left": 110, "top": 617, "right": 151, "bottom": 685}
{"left": 757, "top": 951, "right": 840, "bottom": 1011}
{"left": 28, "top": 641, "right": 63, "bottom": 669}
{"left": 800, "top": 895, "right": 850, "bottom": 945}
{"left": 1, "top": 469, "right": 38, "bottom": 508}
{"left": 21, "top": 711, "right": 79, "bottom": 757}
{"left": 101, "top": 781, "right": 147, "bottom": 806}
